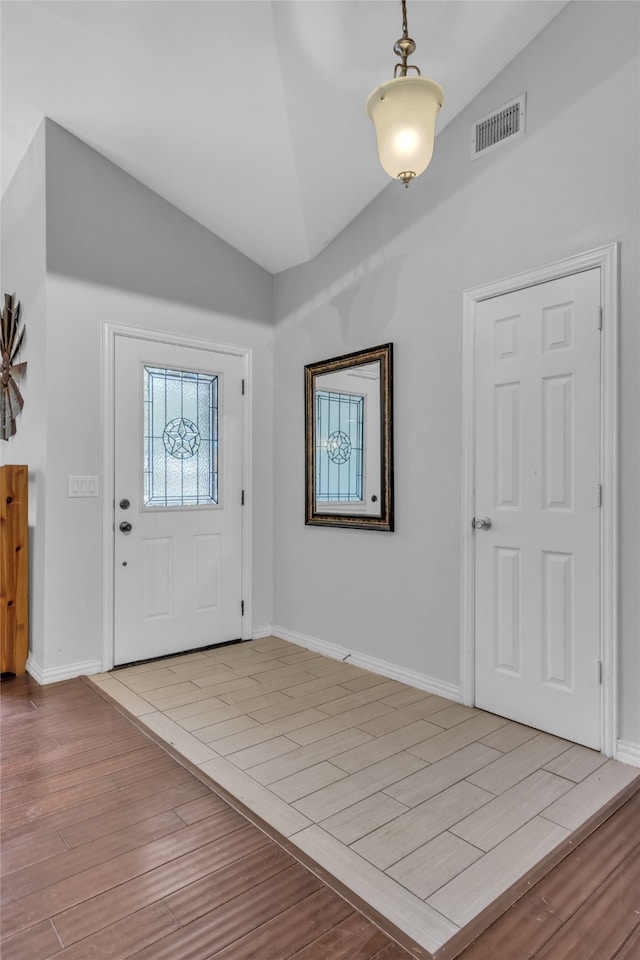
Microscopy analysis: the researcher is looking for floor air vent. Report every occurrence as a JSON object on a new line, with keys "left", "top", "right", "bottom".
{"left": 472, "top": 94, "right": 526, "bottom": 159}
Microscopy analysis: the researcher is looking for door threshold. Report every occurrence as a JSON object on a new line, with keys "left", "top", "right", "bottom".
{"left": 113, "top": 636, "right": 245, "bottom": 671}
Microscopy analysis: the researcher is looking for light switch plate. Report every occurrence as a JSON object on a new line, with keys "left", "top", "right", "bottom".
{"left": 68, "top": 476, "right": 99, "bottom": 498}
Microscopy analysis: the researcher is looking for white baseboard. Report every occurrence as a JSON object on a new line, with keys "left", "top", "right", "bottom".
{"left": 251, "top": 624, "right": 275, "bottom": 640}
{"left": 270, "top": 625, "right": 460, "bottom": 703}
{"left": 26, "top": 656, "right": 104, "bottom": 686}
{"left": 616, "top": 739, "right": 640, "bottom": 768}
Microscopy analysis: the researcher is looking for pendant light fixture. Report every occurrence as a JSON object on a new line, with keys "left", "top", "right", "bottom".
{"left": 366, "top": 0, "right": 444, "bottom": 187}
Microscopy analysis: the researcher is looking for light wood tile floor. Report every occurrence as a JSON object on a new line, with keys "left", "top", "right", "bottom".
{"left": 88, "top": 637, "right": 640, "bottom": 959}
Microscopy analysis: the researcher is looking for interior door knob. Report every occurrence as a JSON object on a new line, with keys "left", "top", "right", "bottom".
{"left": 473, "top": 516, "right": 492, "bottom": 530}
{"left": 119, "top": 521, "right": 133, "bottom": 533}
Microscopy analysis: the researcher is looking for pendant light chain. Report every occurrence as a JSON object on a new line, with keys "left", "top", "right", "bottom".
{"left": 394, "top": 0, "right": 418, "bottom": 78}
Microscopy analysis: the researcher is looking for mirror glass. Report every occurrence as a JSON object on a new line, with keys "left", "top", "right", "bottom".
{"left": 305, "top": 343, "right": 393, "bottom": 530}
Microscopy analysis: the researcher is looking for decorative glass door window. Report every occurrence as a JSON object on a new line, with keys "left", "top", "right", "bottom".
{"left": 144, "top": 366, "right": 218, "bottom": 507}
{"left": 315, "top": 390, "right": 364, "bottom": 502}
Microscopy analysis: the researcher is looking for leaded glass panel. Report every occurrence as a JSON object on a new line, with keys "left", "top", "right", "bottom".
{"left": 144, "top": 366, "right": 218, "bottom": 507}
{"left": 315, "top": 390, "right": 364, "bottom": 502}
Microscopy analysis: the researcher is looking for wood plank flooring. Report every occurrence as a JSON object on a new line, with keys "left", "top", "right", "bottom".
{"left": 0, "top": 674, "right": 411, "bottom": 960}
{"left": 457, "top": 786, "right": 640, "bottom": 960}
{"left": 2, "top": 644, "right": 639, "bottom": 960}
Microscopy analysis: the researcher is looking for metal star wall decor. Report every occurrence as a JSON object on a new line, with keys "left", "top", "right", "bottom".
{"left": 1, "top": 294, "right": 27, "bottom": 440}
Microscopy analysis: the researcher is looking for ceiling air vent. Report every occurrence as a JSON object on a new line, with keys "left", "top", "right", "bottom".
{"left": 472, "top": 94, "right": 526, "bottom": 160}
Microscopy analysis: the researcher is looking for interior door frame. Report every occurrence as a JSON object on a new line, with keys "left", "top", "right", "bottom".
{"left": 101, "top": 323, "right": 253, "bottom": 672}
{"left": 460, "top": 243, "right": 619, "bottom": 757}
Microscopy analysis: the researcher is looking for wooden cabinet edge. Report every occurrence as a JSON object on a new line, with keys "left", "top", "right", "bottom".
{"left": 0, "top": 465, "right": 29, "bottom": 676}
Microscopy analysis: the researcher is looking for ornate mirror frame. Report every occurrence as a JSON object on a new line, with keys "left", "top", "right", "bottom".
{"left": 305, "top": 343, "right": 394, "bottom": 531}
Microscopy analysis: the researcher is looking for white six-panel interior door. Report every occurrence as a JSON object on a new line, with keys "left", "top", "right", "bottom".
{"left": 473, "top": 267, "right": 603, "bottom": 749}
{"left": 113, "top": 334, "right": 244, "bottom": 666}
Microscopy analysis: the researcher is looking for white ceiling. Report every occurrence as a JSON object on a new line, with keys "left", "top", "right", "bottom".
{"left": 1, "top": 1, "right": 567, "bottom": 274}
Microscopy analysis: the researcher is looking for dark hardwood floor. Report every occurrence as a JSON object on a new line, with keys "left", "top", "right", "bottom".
{"left": 1, "top": 674, "right": 639, "bottom": 960}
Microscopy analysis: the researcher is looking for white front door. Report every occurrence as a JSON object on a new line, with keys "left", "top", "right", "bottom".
{"left": 113, "top": 335, "right": 244, "bottom": 666}
{"left": 474, "top": 268, "right": 602, "bottom": 748}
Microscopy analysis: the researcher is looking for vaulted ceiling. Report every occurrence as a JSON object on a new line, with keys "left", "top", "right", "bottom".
{"left": 1, "top": 1, "right": 567, "bottom": 273}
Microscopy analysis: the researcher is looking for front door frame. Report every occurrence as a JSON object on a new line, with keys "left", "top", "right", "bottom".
{"left": 102, "top": 323, "right": 253, "bottom": 672}
{"left": 460, "top": 243, "right": 619, "bottom": 757}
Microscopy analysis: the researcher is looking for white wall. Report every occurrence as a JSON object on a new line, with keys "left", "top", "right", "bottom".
{"left": 0, "top": 122, "right": 48, "bottom": 668}
{"left": 272, "top": 2, "right": 640, "bottom": 746}
{"left": 2, "top": 120, "right": 275, "bottom": 679}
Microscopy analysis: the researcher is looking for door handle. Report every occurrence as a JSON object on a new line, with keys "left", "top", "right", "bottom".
{"left": 473, "top": 516, "right": 492, "bottom": 530}
{"left": 119, "top": 521, "right": 133, "bottom": 533}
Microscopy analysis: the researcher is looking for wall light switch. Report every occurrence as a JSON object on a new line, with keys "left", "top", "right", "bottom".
{"left": 68, "top": 476, "right": 99, "bottom": 498}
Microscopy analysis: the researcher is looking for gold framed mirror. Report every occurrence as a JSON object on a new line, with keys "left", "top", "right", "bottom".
{"left": 305, "top": 343, "right": 393, "bottom": 530}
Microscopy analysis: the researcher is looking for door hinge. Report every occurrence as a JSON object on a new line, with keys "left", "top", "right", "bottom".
{"left": 241, "top": 600, "right": 245, "bottom": 616}
{"left": 597, "top": 660, "right": 603, "bottom": 684}
{"left": 241, "top": 379, "right": 245, "bottom": 395}
{"left": 597, "top": 307, "right": 603, "bottom": 331}
{"left": 597, "top": 483, "right": 603, "bottom": 508}
{"left": 241, "top": 489, "right": 245, "bottom": 506}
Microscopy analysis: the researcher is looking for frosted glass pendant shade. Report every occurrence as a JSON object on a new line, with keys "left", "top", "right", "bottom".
{"left": 366, "top": 75, "right": 444, "bottom": 183}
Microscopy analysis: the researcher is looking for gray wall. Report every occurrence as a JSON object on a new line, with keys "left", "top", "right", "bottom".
{"left": 2, "top": 121, "right": 275, "bottom": 677}
{"left": 0, "top": 122, "right": 48, "bottom": 669}
{"left": 45, "top": 122, "right": 273, "bottom": 323}
{"left": 272, "top": 1, "right": 640, "bottom": 746}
